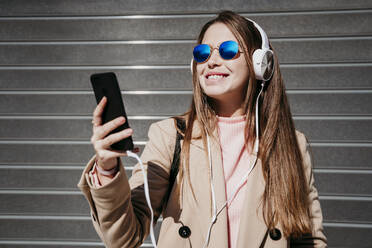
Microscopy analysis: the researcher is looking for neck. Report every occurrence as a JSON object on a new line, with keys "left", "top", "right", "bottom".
{"left": 211, "top": 98, "right": 244, "bottom": 117}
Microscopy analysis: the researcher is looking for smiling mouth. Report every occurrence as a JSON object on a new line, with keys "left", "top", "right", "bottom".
{"left": 206, "top": 73, "right": 229, "bottom": 80}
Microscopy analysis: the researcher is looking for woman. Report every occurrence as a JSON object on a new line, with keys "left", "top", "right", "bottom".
{"left": 78, "top": 11, "right": 327, "bottom": 248}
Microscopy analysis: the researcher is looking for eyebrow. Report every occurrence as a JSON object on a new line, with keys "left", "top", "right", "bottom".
{"left": 200, "top": 40, "right": 233, "bottom": 47}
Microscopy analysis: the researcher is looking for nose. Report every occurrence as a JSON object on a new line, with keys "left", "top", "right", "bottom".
{"left": 207, "top": 47, "right": 222, "bottom": 68}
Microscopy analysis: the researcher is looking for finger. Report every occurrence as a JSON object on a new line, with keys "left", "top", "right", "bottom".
{"left": 94, "top": 116, "right": 126, "bottom": 140}
{"left": 91, "top": 116, "right": 126, "bottom": 144}
{"left": 101, "top": 128, "right": 133, "bottom": 149}
{"left": 111, "top": 146, "right": 140, "bottom": 154}
{"left": 96, "top": 149, "right": 128, "bottom": 163}
{"left": 92, "top": 96, "right": 107, "bottom": 128}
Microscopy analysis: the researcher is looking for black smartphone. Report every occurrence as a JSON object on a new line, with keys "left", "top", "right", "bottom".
{"left": 90, "top": 72, "right": 134, "bottom": 151}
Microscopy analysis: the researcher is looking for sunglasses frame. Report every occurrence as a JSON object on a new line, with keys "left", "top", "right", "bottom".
{"left": 193, "top": 40, "right": 243, "bottom": 63}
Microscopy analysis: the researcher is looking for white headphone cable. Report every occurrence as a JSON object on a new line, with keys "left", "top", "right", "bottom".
{"left": 202, "top": 133, "right": 218, "bottom": 248}
{"left": 126, "top": 150, "right": 158, "bottom": 248}
{"left": 202, "top": 81, "right": 265, "bottom": 247}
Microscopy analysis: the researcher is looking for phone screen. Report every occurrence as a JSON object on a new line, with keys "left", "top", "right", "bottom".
{"left": 90, "top": 72, "right": 134, "bottom": 151}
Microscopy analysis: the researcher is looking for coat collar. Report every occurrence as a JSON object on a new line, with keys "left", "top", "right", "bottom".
{"left": 189, "top": 119, "right": 268, "bottom": 247}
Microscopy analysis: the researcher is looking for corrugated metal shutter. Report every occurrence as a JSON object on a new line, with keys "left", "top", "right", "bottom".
{"left": 0, "top": 1, "right": 371, "bottom": 247}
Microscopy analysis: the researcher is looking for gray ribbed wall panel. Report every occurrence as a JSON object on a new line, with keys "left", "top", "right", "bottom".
{"left": 0, "top": 92, "right": 371, "bottom": 116}
{"left": 1, "top": 65, "right": 371, "bottom": 90}
{"left": 0, "top": 143, "right": 371, "bottom": 170}
{"left": 1, "top": 143, "right": 371, "bottom": 171}
{"left": 0, "top": 1, "right": 371, "bottom": 247}
{"left": 0, "top": 0, "right": 371, "bottom": 15}
{"left": 1, "top": 168, "right": 371, "bottom": 197}
{"left": 1, "top": 118, "right": 372, "bottom": 142}
{"left": 0, "top": 39, "right": 371, "bottom": 65}
{"left": 1, "top": 193, "right": 371, "bottom": 224}
{"left": 0, "top": 11, "right": 371, "bottom": 40}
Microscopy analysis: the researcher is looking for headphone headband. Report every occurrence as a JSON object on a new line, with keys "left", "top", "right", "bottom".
{"left": 245, "top": 18, "right": 270, "bottom": 50}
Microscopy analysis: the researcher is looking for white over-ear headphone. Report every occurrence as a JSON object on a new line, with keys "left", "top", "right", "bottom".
{"left": 191, "top": 18, "right": 274, "bottom": 82}
{"left": 247, "top": 18, "right": 274, "bottom": 81}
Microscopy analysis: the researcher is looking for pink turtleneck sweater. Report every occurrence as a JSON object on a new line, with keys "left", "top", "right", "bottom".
{"left": 89, "top": 116, "right": 252, "bottom": 248}
{"left": 217, "top": 115, "right": 252, "bottom": 248}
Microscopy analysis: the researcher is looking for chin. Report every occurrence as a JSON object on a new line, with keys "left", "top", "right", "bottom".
{"left": 200, "top": 81, "right": 226, "bottom": 94}
{"left": 203, "top": 89, "right": 231, "bottom": 101}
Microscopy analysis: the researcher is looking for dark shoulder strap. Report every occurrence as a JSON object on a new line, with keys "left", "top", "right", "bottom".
{"left": 166, "top": 117, "right": 186, "bottom": 204}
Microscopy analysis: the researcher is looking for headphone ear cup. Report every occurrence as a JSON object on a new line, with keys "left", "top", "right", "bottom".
{"left": 252, "top": 49, "right": 274, "bottom": 81}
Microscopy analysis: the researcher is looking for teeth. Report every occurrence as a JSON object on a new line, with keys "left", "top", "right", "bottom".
{"left": 208, "top": 74, "right": 225, "bottom": 79}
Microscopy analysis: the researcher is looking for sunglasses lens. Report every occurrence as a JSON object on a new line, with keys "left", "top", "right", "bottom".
{"left": 219, "top": 40, "right": 239, "bottom": 60}
{"left": 193, "top": 44, "right": 210, "bottom": 63}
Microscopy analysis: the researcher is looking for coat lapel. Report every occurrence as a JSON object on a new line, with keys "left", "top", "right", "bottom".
{"left": 207, "top": 129, "right": 229, "bottom": 248}
{"left": 236, "top": 158, "right": 269, "bottom": 247}
{"left": 188, "top": 121, "right": 229, "bottom": 248}
{"left": 188, "top": 120, "right": 269, "bottom": 247}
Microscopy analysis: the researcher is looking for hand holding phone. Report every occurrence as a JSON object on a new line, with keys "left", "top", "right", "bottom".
{"left": 90, "top": 72, "right": 134, "bottom": 151}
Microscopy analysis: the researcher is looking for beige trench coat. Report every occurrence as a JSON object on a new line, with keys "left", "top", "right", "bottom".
{"left": 77, "top": 118, "right": 327, "bottom": 248}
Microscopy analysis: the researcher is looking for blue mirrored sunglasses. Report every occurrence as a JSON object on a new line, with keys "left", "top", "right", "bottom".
{"left": 193, "top": 40, "right": 242, "bottom": 63}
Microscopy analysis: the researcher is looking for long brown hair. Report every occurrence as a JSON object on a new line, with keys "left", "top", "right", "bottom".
{"left": 176, "top": 10, "right": 312, "bottom": 238}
